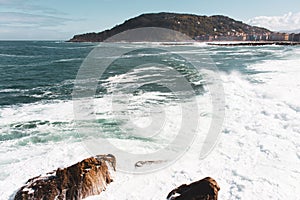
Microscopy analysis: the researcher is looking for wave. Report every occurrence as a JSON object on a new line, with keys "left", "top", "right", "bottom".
{"left": 39, "top": 45, "right": 95, "bottom": 50}
{"left": 93, "top": 67, "right": 300, "bottom": 199}
{"left": 53, "top": 58, "right": 84, "bottom": 63}
{"left": 1, "top": 45, "right": 300, "bottom": 200}
{"left": 0, "top": 89, "right": 23, "bottom": 93}
{"left": 0, "top": 54, "right": 39, "bottom": 58}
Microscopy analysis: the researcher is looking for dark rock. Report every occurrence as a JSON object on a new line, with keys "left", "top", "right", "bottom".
{"left": 14, "top": 154, "right": 116, "bottom": 200}
{"left": 167, "top": 177, "right": 220, "bottom": 200}
{"left": 95, "top": 154, "right": 116, "bottom": 171}
{"left": 134, "top": 160, "right": 166, "bottom": 168}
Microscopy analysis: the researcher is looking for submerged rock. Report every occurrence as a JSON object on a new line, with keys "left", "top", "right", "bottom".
{"left": 134, "top": 160, "right": 166, "bottom": 168}
{"left": 167, "top": 177, "right": 220, "bottom": 200}
{"left": 14, "top": 154, "right": 116, "bottom": 200}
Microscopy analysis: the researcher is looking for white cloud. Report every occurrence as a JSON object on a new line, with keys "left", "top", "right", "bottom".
{"left": 0, "top": 12, "right": 71, "bottom": 27}
{"left": 0, "top": 12, "right": 76, "bottom": 40}
{"left": 0, "top": 1, "right": 85, "bottom": 39}
{"left": 0, "top": 0, "right": 16, "bottom": 4}
{"left": 247, "top": 12, "right": 300, "bottom": 32}
{"left": 0, "top": 0, "right": 66, "bottom": 15}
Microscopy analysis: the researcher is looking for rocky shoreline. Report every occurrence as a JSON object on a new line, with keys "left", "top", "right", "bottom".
{"left": 14, "top": 155, "right": 220, "bottom": 200}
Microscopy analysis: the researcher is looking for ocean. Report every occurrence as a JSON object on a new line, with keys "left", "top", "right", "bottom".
{"left": 0, "top": 41, "right": 299, "bottom": 199}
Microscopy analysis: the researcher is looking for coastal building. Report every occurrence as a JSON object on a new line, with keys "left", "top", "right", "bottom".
{"left": 269, "top": 33, "right": 285, "bottom": 41}
{"left": 194, "top": 32, "right": 295, "bottom": 42}
{"left": 295, "top": 34, "right": 300, "bottom": 42}
{"left": 283, "top": 33, "right": 290, "bottom": 41}
{"left": 289, "top": 33, "right": 300, "bottom": 42}
{"left": 261, "top": 33, "right": 270, "bottom": 41}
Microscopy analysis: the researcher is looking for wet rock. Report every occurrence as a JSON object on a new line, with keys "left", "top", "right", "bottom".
{"left": 167, "top": 177, "right": 220, "bottom": 200}
{"left": 14, "top": 154, "right": 116, "bottom": 200}
{"left": 134, "top": 160, "right": 166, "bottom": 168}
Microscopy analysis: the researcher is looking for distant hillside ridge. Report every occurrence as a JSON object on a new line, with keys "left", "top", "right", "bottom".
{"left": 68, "top": 12, "right": 273, "bottom": 42}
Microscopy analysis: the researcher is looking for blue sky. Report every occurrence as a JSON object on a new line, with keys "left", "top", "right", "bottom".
{"left": 1, "top": 0, "right": 300, "bottom": 40}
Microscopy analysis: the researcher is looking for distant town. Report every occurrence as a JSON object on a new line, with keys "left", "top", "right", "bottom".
{"left": 194, "top": 31, "right": 300, "bottom": 42}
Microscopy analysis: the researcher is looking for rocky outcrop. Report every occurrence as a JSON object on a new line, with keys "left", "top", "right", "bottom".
{"left": 14, "top": 154, "right": 116, "bottom": 200}
{"left": 167, "top": 177, "right": 220, "bottom": 200}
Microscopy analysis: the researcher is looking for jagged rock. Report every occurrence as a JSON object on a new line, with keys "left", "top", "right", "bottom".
{"left": 14, "top": 154, "right": 116, "bottom": 200}
{"left": 167, "top": 177, "right": 220, "bottom": 200}
{"left": 96, "top": 154, "right": 116, "bottom": 171}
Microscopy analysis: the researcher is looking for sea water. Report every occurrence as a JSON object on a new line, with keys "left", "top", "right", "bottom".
{"left": 0, "top": 41, "right": 299, "bottom": 199}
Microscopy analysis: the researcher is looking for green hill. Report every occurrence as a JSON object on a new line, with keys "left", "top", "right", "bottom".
{"left": 69, "top": 12, "right": 271, "bottom": 42}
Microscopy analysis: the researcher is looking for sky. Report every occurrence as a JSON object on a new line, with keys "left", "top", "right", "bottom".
{"left": 0, "top": 0, "right": 300, "bottom": 40}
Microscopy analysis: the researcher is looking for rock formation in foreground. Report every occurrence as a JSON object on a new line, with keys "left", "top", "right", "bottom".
{"left": 14, "top": 154, "right": 116, "bottom": 200}
{"left": 167, "top": 177, "right": 220, "bottom": 200}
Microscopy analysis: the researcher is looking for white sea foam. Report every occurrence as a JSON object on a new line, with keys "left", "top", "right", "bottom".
{"left": 1, "top": 47, "right": 300, "bottom": 200}
{"left": 85, "top": 48, "right": 300, "bottom": 199}
{"left": 0, "top": 89, "right": 23, "bottom": 93}
{"left": 53, "top": 58, "right": 84, "bottom": 63}
{"left": 0, "top": 54, "right": 39, "bottom": 58}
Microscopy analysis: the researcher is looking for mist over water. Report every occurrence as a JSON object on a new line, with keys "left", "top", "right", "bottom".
{"left": 0, "top": 42, "right": 299, "bottom": 199}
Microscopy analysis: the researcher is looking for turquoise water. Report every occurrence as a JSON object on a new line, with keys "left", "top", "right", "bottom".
{"left": 0, "top": 42, "right": 290, "bottom": 106}
{"left": 0, "top": 41, "right": 94, "bottom": 106}
{"left": 0, "top": 41, "right": 296, "bottom": 148}
{"left": 0, "top": 41, "right": 297, "bottom": 147}
{"left": 1, "top": 42, "right": 299, "bottom": 199}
